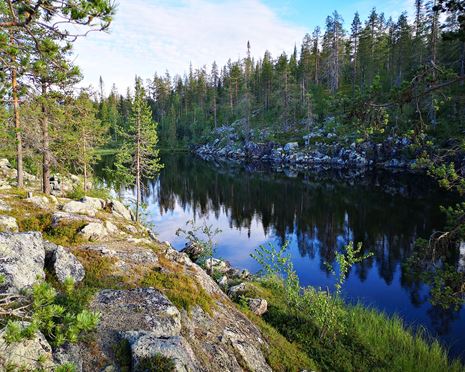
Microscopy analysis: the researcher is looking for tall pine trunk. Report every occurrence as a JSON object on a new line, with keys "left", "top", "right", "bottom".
{"left": 10, "top": 33, "right": 23, "bottom": 188}
{"left": 41, "top": 83, "right": 51, "bottom": 195}
{"left": 135, "top": 112, "right": 141, "bottom": 222}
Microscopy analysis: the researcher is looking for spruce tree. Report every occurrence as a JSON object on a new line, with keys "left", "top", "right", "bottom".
{"left": 114, "top": 78, "right": 163, "bottom": 221}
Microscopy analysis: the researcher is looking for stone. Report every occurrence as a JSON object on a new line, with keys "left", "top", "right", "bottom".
{"left": 221, "top": 328, "right": 272, "bottom": 372}
{"left": 0, "top": 215, "right": 18, "bottom": 232}
{"left": 92, "top": 288, "right": 181, "bottom": 338}
{"left": 180, "top": 241, "right": 204, "bottom": 261}
{"left": 79, "top": 222, "right": 108, "bottom": 241}
{"left": 53, "top": 343, "right": 83, "bottom": 372}
{"left": 62, "top": 200, "right": 98, "bottom": 217}
{"left": 51, "top": 211, "right": 99, "bottom": 227}
{"left": 0, "top": 322, "right": 54, "bottom": 370}
{"left": 218, "top": 275, "right": 228, "bottom": 287}
{"left": 248, "top": 298, "right": 268, "bottom": 316}
{"left": 0, "top": 158, "right": 11, "bottom": 168}
{"left": 122, "top": 332, "right": 200, "bottom": 372}
{"left": 107, "top": 199, "right": 133, "bottom": 221}
{"left": 44, "top": 241, "right": 85, "bottom": 284}
{"left": 0, "top": 200, "right": 11, "bottom": 212}
{"left": 104, "top": 220, "right": 119, "bottom": 235}
{"left": 284, "top": 142, "right": 299, "bottom": 153}
{"left": 81, "top": 196, "right": 106, "bottom": 210}
{"left": 227, "top": 282, "right": 249, "bottom": 298}
{"left": 126, "top": 225, "right": 138, "bottom": 234}
{"left": 205, "top": 258, "right": 230, "bottom": 274}
{"left": 0, "top": 232, "right": 45, "bottom": 293}
{"left": 26, "top": 195, "right": 53, "bottom": 209}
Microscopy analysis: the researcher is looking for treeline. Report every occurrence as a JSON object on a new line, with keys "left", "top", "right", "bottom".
{"left": 97, "top": 1, "right": 464, "bottom": 148}
{"left": 0, "top": 1, "right": 116, "bottom": 193}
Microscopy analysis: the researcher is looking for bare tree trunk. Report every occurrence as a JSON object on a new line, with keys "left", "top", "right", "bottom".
{"left": 428, "top": 1, "right": 438, "bottom": 127}
{"left": 135, "top": 113, "right": 141, "bottom": 222}
{"left": 83, "top": 135, "right": 88, "bottom": 193}
{"left": 41, "top": 83, "right": 51, "bottom": 195}
{"left": 229, "top": 83, "right": 233, "bottom": 113}
{"left": 10, "top": 33, "right": 23, "bottom": 188}
{"left": 213, "top": 92, "right": 217, "bottom": 129}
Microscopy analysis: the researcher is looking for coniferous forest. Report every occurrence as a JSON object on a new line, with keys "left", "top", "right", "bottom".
{"left": 2, "top": 1, "right": 465, "bottom": 371}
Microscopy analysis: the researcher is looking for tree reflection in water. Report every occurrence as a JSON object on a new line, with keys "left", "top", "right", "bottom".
{"left": 99, "top": 153, "right": 465, "bottom": 359}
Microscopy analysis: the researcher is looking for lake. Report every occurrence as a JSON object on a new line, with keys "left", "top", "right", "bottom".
{"left": 99, "top": 152, "right": 465, "bottom": 361}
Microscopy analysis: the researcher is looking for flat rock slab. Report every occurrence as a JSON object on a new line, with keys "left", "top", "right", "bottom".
{"left": 122, "top": 332, "right": 200, "bottom": 372}
{"left": 92, "top": 288, "right": 181, "bottom": 338}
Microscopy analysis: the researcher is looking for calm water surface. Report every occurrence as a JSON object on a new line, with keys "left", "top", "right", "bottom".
{"left": 100, "top": 152, "right": 465, "bottom": 360}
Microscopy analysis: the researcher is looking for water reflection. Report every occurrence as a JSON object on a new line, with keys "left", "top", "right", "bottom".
{"left": 99, "top": 153, "right": 465, "bottom": 360}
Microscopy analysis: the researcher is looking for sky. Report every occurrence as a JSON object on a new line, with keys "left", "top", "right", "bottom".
{"left": 73, "top": 0, "right": 415, "bottom": 93}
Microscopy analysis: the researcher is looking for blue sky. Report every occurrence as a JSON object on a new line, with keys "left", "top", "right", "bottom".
{"left": 74, "top": 0, "right": 414, "bottom": 93}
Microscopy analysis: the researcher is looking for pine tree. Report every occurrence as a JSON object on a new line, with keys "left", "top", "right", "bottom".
{"left": 114, "top": 77, "right": 163, "bottom": 221}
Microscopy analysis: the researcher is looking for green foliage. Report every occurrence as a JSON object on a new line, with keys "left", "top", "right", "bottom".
{"left": 327, "top": 241, "right": 373, "bottom": 295}
{"left": 55, "top": 363, "right": 77, "bottom": 372}
{"left": 247, "top": 241, "right": 462, "bottom": 370}
{"left": 175, "top": 219, "right": 221, "bottom": 270}
{"left": 3, "top": 279, "right": 100, "bottom": 348}
{"left": 403, "top": 237, "right": 465, "bottom": 311}
{"left": 112, "top": 77, "right": 163, "bottom": 221}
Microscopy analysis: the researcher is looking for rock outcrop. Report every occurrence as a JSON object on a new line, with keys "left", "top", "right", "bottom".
{"left": 44, "top": 241, "right": 85, "bottom": 284}
{"left": 0, "top": 215, "right": 18, "bottom": 232}
{"left": 0, "top": 322, "right": 54, "bottom": 370}
{"left": 0, "top": 232, "right": 45, "bottom": 293}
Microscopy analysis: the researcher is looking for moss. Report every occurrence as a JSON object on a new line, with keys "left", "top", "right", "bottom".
{"left": 113, "top": 338, "right": 132, "bottom": 372}
{"left": 73, "top": 249, "right": 128, "bottom": 290}
{"left": 136, "top": 353, "right": 176, "bottom": 372}
{"left": 140, "top": 267, "right": 214, "bottom": 314}
{"left": 16, "top": 212, "right": 51, "bottom": 232}
{"left": 43, "top": 221, "right": 87, "bottom": 246}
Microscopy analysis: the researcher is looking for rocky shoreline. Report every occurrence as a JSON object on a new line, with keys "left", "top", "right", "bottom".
{"left": 0, "top": 158, "right": 276, "bottom": 372}
{"left": 193, "top": 122, "right": 422, "bottom": 174}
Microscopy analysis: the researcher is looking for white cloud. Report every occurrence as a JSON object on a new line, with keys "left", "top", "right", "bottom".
{"left": 73, "top": 0, "right": 306, "bottom": 93}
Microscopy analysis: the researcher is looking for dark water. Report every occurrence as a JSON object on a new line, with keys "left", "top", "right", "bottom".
{"left": 99, "top": 152, "right": 465, "bottom": 360}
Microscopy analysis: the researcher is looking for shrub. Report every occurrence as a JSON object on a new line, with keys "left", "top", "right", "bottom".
{"left": 2, "top": 278, "right": 100, "bottom": 348}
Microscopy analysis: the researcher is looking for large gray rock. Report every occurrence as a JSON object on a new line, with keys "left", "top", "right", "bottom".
{"left": 92, "top": 288, "right": 181, "bottom": 338}
{"left": 79, "top": 222, "right": 108, "bottom": 241}
{"left": 227, "top": 282, "right": 250, "bottom": 299}
{"left": 221, "top": 328, "right": 272, "bottom": 372}
{"left": 51, "top": 211, "right": 98, "bottom": 227}
{"left": 180, "top": 241, "right": 204, "bottom": 261}
{"left": 122, "top": 332, "right": 200, "bottom": 372}
{"left": 248, "top": 298, "right": 268, "bottom": 316}
{"left": 0, "top": 215, "right": 18, "bottom": 232}
{"left": 62, "top": 200, "right": 98, "bottom": 217}
{"left": 108, "top": 199, "right": 133, "bottom": 221}
{"left": 284, "top": 142, "right": 299, "bottom": 153}
{"left": 80, "top": 196, "right": 106, "bottom": 210}
{"left": 26, "top": 195, "right": 54, "bottom": 210}
{"left": 44, "top": 241, "right": 85, "bottom": 284}
{"left": 0, "top": 158, "right": 10, "bottom": 168}
{"left": 0, "top": 232, "right": 45, "bottom": 292}
{"left": 53, "top": 343, "right": 83, "bottom": 372}
{"left": 0, "top": 322, "right": 54, "bottom": 370}
{"left": 0, "top": 199, "right": 11, "bottom": 212}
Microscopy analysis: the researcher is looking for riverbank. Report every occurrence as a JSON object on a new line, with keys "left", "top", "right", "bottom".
{"left": 0, "top": 157, "right": 463, "bottom": 371}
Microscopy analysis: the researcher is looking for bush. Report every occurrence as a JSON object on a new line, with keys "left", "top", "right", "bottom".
{"left": 2, "top": 278, "right": 100, "bottom": 348}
